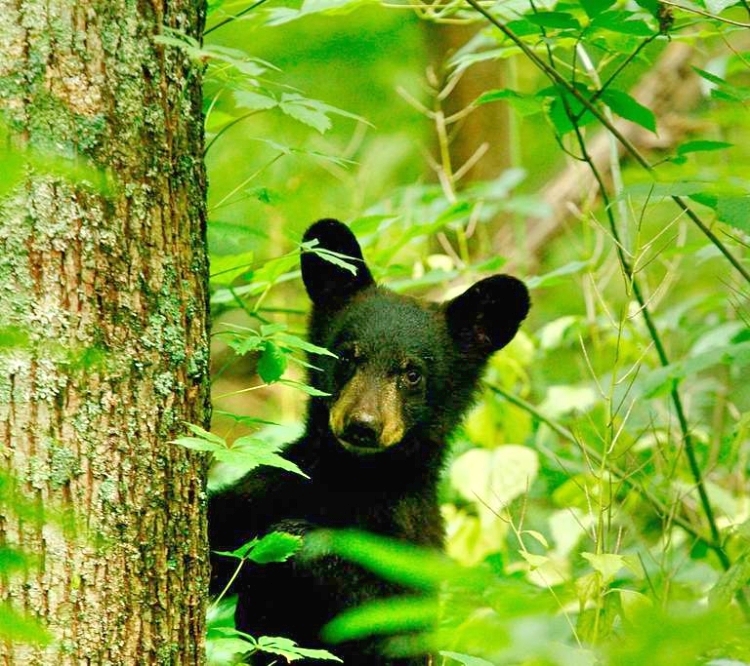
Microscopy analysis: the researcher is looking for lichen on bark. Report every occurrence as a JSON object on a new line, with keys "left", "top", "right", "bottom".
{"left": 0, "top": 1, "right": 210, "bottom": 663}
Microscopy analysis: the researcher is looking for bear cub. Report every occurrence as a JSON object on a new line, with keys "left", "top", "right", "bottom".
{"left": 208, "top": 219, "right": 530, "bottom": 665}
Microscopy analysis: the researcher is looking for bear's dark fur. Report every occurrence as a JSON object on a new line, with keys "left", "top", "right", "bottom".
{"left": 208, "top": 219, "right": 530, "bottom": 665}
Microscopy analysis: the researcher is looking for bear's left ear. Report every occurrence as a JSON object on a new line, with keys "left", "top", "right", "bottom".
{"left": 444, "top": 275, "right": 530, "bottom": 356}
{"left": 301, "top": 219, "right": 374, "bottom": 307}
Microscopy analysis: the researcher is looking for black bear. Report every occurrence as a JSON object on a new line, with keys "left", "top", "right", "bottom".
{"left": 208, "top": 219, "right": 530, "bottom": 665}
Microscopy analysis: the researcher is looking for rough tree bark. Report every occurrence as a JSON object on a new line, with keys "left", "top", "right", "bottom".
{"left": 0, "top": 1, "right": 210, "bottom": 664}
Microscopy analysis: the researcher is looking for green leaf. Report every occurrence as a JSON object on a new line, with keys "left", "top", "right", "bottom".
{"left": 304, "top": 530, "right": 491, "bottom": 592}
{"left": 709, "top": 552, "right": 750, "bottom": 609}
{"left": 641, "top": 341, "right": 750, "bottom": 398}
{"left": 209, "top": 251, "right": 255, "bottom": 287}
{"left": 0, "top": 604, "right": 52, "bottom": 645}
{"left": 580, "top": 0, "right": 616, "bottom": 17}
{"left": 705, "top": 0, "right": 742, "bottom": 12}
{"left": 257, "top": 341, "right": 288, "bottom": 383}
{"left": 185, "top": 423, "right": 226, "bottom": 446}
{"left": 212, "top": 410, "right": 280, "bottom": 428}
{"left": 250, "top": 531, "right": 303, "bottom": 564}
{"left": 440, "top": 652, "right": 495, "bottom": 666}
{"left": 216, "top": 531, "right": 302, "bottom": 564}
{"left": 715, "top": 196, "right": 750, "bottom": 232}
{"left": 278, "top": 93, "right": 366, "bottom": 134}
{"left": 302, "top": 241, "right": 359, "bottom": 275}
{"left": 582, "top": 552, "right": 626, "bottom": 584}
{"left": 276, "top": 332, "right": 337, "bottom": 357}
{"left": 476, "top": 89, "right": 543, "bottom": 116}
{"left": 693, "top": 67, "right": 750, "bottom": 102}
{"left": 542, "top": 83, "right": 597, "bottom": 135}
{"left": 0, "top": 326, "right": 30, "bottom": 349}
{"left": 173, "top": 437, "right": 225, "bottom": 452}
{"left": 450, "top": 445, "right": 539, "bottom": 510}
{"left": 227, "top": 331, "right": 265, "bottom": 356}
{"left": 676, "top": 140, "right": 733, "bottom": 156}
{"left": 255, "top": 635, "right": 342, "bottom": 662}
{"left": 215, "top": 437, "right": 309, "bottom": 477}
{"left": 601, "top": 89, "right": 656, "bottom": 133}
{"left": 278, "top": 379, "right": 330, "bottom": 397}
{"left": 633, "top": 0, "right": 659, "bottom": 16}
{"left": 260, "top": 323, "right": 288, "bottom": 337}
{"left": 591, "top": 11, "right": 653, "bottom": 35}
{"left": 322, "top": 595, "right": 438, "bottom": 643}
{"left": 0, "top": 546, "right": 32, "bottom": 574}
{"left": 173, "top": 424, "right": 226, "bottom": 452}
{"left": 526, "top": 11, "right": 581, "bottom": 30}
{"left": 233, "top": 89, "right": 277, "bottom": 111}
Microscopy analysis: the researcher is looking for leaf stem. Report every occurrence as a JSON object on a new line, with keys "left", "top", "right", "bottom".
{"left": 484, "top": 382, "right": 716, "bottom": 559}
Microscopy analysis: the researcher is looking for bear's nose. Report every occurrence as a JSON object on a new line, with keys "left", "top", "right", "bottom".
{"left": 342, "top": 412, "right": 382, "bottom": 449}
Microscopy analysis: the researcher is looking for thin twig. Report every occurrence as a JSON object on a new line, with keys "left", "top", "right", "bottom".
{"left": 205, "top": 0, "right": 269, "bottom": 36}
{"left": 566, "top": 114, "right": 750, "bottom": 619}
{"left": 484, "top": 381, "right": 718, "bottom": 553}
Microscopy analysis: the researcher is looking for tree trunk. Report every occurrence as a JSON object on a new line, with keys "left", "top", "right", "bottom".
{"left": 0, "top": 1, "right": 210, "bottom": 664}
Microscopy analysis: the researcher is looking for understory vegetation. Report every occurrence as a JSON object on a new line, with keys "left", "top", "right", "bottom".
{"left": 193, "top": 1, "right": 750, "bottom": 664}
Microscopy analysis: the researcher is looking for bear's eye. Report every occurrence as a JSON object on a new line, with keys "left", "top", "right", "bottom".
{"left": 404, "top": 367, "right": 422, "bottom": 387}
{"left": 338, "top": 348, "right": 357, "bottom": 365}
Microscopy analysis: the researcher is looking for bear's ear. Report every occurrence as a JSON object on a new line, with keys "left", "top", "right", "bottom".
{"left": 444, "top": 275, "right": 530, "bottom": 355}
{"left": 301, "top": 219, "right": 374, "bottom": 307}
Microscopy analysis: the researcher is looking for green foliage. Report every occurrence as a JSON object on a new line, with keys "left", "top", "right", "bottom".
{"left": 173, "top": 423, "right": 309, "bottom": 478}
{"left": 214, "top": 530, "right": 302, "bottom": 565}
{"left": 207, "top": 597, "right": 341, "bottom": 665}
{"left": 0, "top": 473, "right": 56, "bottom": 647}
{"left": 196, "top": 0, "right": 750, "bottom": 663}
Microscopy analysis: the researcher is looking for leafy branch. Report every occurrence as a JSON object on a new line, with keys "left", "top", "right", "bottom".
{"left": 464, "top": 0, "right": 750, "bottom": 285}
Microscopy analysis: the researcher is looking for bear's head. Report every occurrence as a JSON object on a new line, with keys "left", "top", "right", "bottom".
{"left": 301, "top": 219, "right": 530, "bottom": 455}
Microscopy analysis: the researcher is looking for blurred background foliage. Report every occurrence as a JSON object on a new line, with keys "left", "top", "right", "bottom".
{"left": 198, "top": 0, "right": 750, "bottom": 664}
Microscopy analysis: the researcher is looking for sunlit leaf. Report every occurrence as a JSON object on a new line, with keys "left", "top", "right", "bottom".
{"left": 715, "top": 196, "right": 750, "bottom": 232}
{"left": 278, "top": 379, "right": 330, "bottom": 397}
{"left": 255, "top": 635, "right": 342, "bottom": 661}
{"left": 213, "top": 437, "right": 309, "bottom": 478}
{"left": 233, "top": 90, "right": 277, "bottom": 111}
{"left": 709, "top": 552, "right": 750, "bottom": 609}
{"left": 606, "top": 606, "right": 739, "bottom": 666}
{"left": 676, "top": 140, "right": 733, "bottom": 156}
{"left": 322, "top": 595, "right": 438, "bottom": 643}
{"left": 214, "top": 531, "right": 302, "bottom": 564}
{"left": 276, "top": 332, "right": 337, "bottom": 357}
{"left": 0, "top": 604, "right": 52, "bottom": 645}
{"left": 580, "top": 0, "right": 616, "bottom": 17}
{"left": 173, "top": 436, "right": 225, "bottom": 452}
{"left": 304, "top": 529, "right": 492, "bottom": 592}
{"left": 251, "top": 532, "right": 303, "bottom": 564}
{"left": 582, "top": 552, "right": 626, "bottom": 584}
{"left": 450, "top": 446, "right": 539, "bottom": 511}
{"left": 705, "top": 0, "right": 742, "bottom": 12}
{"left": 440, "top": 652, "right": 495, "bottom": 666}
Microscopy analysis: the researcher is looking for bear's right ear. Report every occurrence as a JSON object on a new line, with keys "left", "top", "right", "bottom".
{"left": 301, "top": 219, "right": 374, "bottom": 307}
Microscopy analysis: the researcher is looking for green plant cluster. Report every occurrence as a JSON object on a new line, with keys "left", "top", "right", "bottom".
{"left": 180, "top": 0, "right": 750, "bottom": 664}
